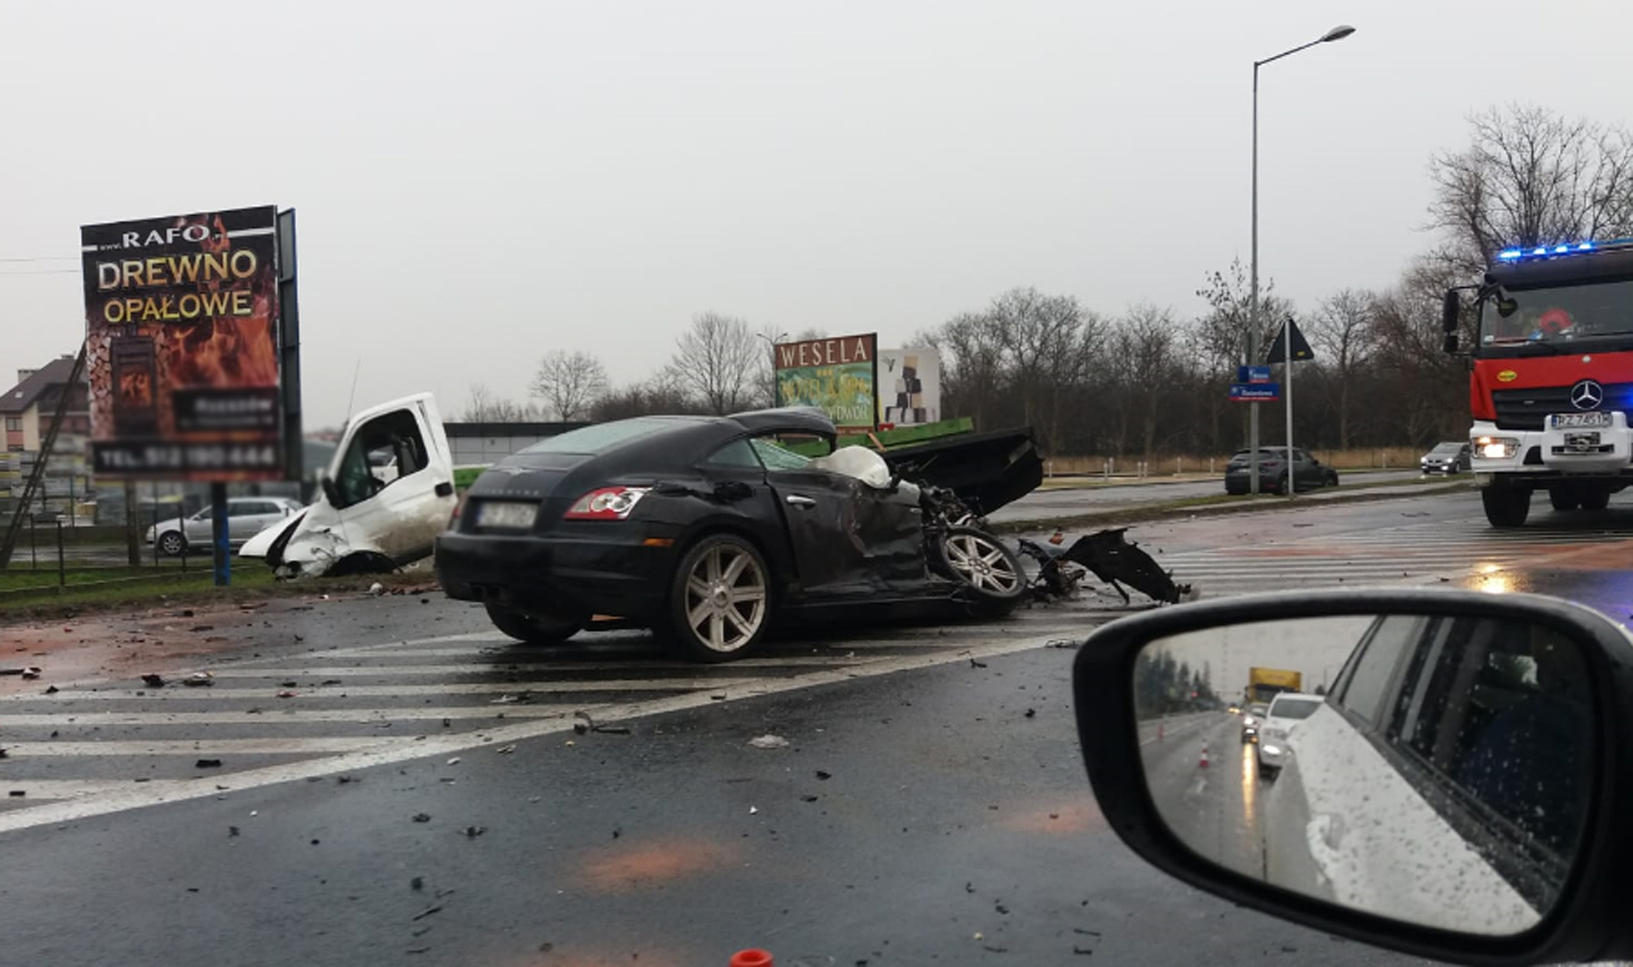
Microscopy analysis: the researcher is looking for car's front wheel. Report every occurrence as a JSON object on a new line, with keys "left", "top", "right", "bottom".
{"left": 158, "top": 531, "right": 187, "bottom": 557}
{"left": 1323, "top": 470, "right": 1339, "bottom": 488}
{"left": 934, "top": 526, "right": 1026, "bottom": 616}
{"left": 667, "top": 534, "right": 771, "bottom": 663}
{"left": 485, "top": 603, "right": 581, "bottom": 645}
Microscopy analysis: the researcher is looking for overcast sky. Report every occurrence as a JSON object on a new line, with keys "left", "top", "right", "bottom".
{"left": 3, "top": 1, "right": 1630, "bottom": 428}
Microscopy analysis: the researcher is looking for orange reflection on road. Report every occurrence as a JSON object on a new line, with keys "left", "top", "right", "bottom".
{"left": 998, "top": 800, "right": 1105, "bottom": 834}
{"left": 576, "top": 838, "right": 742, "bottom": 893}
{"left": 1240, "top": 742, "right": 1258, "bottom": 827}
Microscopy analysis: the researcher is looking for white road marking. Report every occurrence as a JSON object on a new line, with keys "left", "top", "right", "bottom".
{"left": 15, "top": 677, "right": 765, "bottom": 703}
{"left": 0, "top": 705, "right": 578, "bottom": 727}
{"left": 0, "top": 630, "right": 1074, "bottom": 835}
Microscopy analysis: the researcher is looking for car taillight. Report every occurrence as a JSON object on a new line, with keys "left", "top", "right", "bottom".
{"left": 449, "top": 492, "right": 467, "bottom": 527}
{"left": 564, "top": 486, "right": 651, "bottom": 521}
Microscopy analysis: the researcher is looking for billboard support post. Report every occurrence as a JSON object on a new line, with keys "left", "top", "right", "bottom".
{"left": 211, "top": 483, "right": 229, "bottom": 587}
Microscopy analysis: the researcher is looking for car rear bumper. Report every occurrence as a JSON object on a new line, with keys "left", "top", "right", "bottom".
{"left": 435, "top": 529, "right": 676, "bottom": 619}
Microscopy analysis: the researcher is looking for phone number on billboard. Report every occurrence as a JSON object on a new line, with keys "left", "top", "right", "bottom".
{"left": 95, "top": 444, "right": 281, "bottom": 472}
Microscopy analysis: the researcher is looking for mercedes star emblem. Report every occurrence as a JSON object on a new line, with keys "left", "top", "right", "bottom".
{"left": 1571, "top": 379, "right": 1605, "bottom": 411}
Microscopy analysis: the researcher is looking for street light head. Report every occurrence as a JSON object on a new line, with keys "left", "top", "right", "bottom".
{"left": 1320, "top": 25, "right": 1356, "bottom": 43}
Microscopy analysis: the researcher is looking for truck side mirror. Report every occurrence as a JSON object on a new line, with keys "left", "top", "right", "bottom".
{"left": 1443, "top": 333, "right": 1459, "bottom": 354}
{"left": 1441, "top": 290, "right": 1460, "bottom": 334}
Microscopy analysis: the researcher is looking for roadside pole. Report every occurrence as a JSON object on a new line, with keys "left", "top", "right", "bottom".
{"left": 1285, "top": 316, "right": 1295, "bottom": 498}
{"left": 211, "top": 484, "right": 230, "bottom": 587}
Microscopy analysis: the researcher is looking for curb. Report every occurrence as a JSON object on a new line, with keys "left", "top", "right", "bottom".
{"left": 990, "top": 481, "right": 1476, "bottom": 535}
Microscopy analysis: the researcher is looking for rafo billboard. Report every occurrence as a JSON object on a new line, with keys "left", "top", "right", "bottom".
{"left": 81, "top": 207, "right": 284, "bottom": 480}
{"left": 774, "top": 333, "right": 878, "bottom": 431}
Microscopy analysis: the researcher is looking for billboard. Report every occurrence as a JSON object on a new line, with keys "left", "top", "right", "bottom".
{"left": 774, "top": 333, "right": 878, "bottom": 431}
{"left": 877, "top": 347, "right": 941, "bottom": 426}
{"left": 81, "top": 207, "right": 285, "bottom": 480}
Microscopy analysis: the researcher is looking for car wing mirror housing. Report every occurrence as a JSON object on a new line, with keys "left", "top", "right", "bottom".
{"left": 1072, "top": 588, "right": 1633, "bottom": 966}
{"left": 319, "top": 475, "right": 342, "bottom": 509}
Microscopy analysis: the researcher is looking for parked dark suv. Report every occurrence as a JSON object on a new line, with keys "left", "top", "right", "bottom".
{"left": 1419, "top": 441, "right": 1471, "bottom": 475}
{"left": 1223, "top": 446, "right": 1339, "bottom": 495}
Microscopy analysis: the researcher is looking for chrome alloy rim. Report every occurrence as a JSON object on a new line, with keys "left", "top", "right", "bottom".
{"left": 945, "top": 532, "right": 1020, "bottom": 594}
{"left": 684, "top": 543, "right": 768, "bottom": 652}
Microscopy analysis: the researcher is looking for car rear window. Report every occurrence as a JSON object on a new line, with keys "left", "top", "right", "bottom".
{"left": 518, "top": 418, "right": 680, "bottom": 455}
{"left": 1270, "top": 697, "right": 1323, "bottom": 720}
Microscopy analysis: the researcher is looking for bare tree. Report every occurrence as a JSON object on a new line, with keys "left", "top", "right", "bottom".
{"left": 461, "top": 383, "right": 535, "bottom": 422}
{"left": 666, "top": 312, "right": 761, "bottom": 415}
{"left": 1370, "top": 260, "right": 1471, "bottom": 445}
{"left": 1429, "top": 104, "right": 1633, "bottom": 270}
{"left": 1190, "top": 260, "right": 1294, "bottom": 452}
{"left": 987, "top": 287, "right": 1086, "bottom": 451}
{"left": 1112, "top": 304, "right": 1182, "bottom": 458}
{"left": 530, "top": 350, "right": 609, "bottom": 422}
{"left": 1305, "top": 290, "right": 1379, "bottom": 450}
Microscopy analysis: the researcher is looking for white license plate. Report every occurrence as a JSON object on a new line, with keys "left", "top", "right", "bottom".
{"left": 1564, "top": 432, "right": 1601, "bottom": 451}
{"left": 1552, "top": 411, "right": 1612, "bottom": 429}
{"left": 476, "top": 501, "right": 538, "bottom": 530}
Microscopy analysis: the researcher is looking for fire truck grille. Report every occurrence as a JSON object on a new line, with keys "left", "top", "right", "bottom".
{"left": 1492, "top": 384, "right": 1633, "bottom": 431}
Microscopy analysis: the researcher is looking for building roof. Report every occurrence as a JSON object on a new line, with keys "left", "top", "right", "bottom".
{"left": 1, "top": 355, "right": 80, "bottom": 415}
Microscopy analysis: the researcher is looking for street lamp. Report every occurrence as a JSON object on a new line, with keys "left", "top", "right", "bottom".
{"left": 1248, "top": 24, "right": 1355, "bottom": 496}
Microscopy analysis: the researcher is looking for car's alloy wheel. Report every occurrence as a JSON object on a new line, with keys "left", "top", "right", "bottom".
{"left": 942, "top": 529, "right": 1023, "bottom": 597}
{"left": 670, "top": 535, "right": 770, "bottom": 662}
{"left": 485, "top": 603, "right": 580, "bottom": 646}
{"left": 158, "top": 531, "right": 186, "bottom": 557}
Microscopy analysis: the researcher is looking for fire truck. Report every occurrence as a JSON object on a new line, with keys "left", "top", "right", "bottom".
{"left": 1443, "top": 239, "right": 1633, "bottom": 527}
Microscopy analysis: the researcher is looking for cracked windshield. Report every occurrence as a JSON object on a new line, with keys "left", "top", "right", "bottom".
{"left": 3, "top": 3, "right": 1633, "bottom": 966}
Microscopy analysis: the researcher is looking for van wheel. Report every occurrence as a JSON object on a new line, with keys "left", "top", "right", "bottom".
{"left": 1581, "top": 490, "right": 1611, "bottom": 511}
{"left": 485, "top": 603, "right": 581, "bottom": 645}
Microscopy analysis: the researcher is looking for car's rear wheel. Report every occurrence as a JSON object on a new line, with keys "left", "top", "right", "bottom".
{"left": 158, "top": 531, "right": 187, "bottom": 557}
{"left": 667, "top": 534, "right": 771, "bottom": 663}
{"left": 485, "top": 603, "right": 581, "bottom": 646}
{"left": 934, "top": 526, "right": 1026, "bottom": 616}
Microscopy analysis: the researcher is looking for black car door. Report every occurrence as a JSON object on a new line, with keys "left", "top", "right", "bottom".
{"left": 1294, "top": 450, "right": 1320, "bottom": 487}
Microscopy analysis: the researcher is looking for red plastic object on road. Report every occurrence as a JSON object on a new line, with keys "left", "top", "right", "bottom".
{"left": 731, "top": 950, "right": 774, "bottom": 967}
{"left": 1198, "top": 744, "right": 1209, "bottom": 769}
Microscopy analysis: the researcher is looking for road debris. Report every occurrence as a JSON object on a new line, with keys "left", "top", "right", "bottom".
{"left": 43, "top": 685, "right": 58, "bottom": 695}
{"left": 815, "top": 770, "right": 832, "bottom": 780}
{"left": 413, "top": 813, "right": 432, "bottom": 823}
{"left": 495, "top": 745, "right": 516, "bottom": 755}
{"left": 195, "top": 759, "right": 222, "bottom": 769}
{"left": 446, "top": 757, "right": 461, "bottom": 766}
{"left": 573, "top": 711, "right": 630, "bottom": 735}
{"left": 968, "top": 658, "right": 988, "bottom": 669}
{"left": 462, "top": 825, "right": 487, "bottom": 838}
{"left": 411, "top": 876, "right": 424, "bottom": 891}
{"left": 276, "top": 691, "right": 297, "bottom": 699}
{"left": 411, "top": 905, "right": 443, "bottom": 921}
{"left": 2, "top": 667, "right": 43, "bottom": 679}
{"left": 748, "top": 734, "right": 790, "bottom": 749}
{"left": 749, "top": 806, "right": 759, "bottom": 815}
{"left": 368, "top": 582, "right": 385, "bottom": 597}
{"left": 183, "top": 672, "right": 214, "bottom": 687}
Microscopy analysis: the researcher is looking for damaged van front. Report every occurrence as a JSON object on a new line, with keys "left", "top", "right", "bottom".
{"left": 240, "top": 393, "right": 457, "bottom": 577}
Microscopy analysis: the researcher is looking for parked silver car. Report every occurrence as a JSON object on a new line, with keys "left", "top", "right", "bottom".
{"left": 145, "top": 497, "right": 303, "bottom": 556}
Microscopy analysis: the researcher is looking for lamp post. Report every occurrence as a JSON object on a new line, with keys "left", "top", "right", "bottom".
{"left": 1249, "top": 24, "right": 1354, "bottom": 496}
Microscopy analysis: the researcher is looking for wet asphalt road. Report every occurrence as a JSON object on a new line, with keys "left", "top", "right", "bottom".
{"left": 4, "top": 487, "right": 1633, "bottom": 966}
{"left": 990, "top": 470, "right": 1426, "bottom": 523}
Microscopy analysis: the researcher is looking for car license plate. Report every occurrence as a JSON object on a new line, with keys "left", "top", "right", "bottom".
{"left": 476, "top": 501, "right": 538, "bottom": 530}
{"left": 1552, "top": 411, "right": 1612, "bottom": 429}
{"left": 1564, "top": 432, "right": 1601, "bottom": 452}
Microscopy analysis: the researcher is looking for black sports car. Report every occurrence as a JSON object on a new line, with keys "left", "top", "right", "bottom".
{"left": 435, "top": 408, "right": 1044, "bottom": 661}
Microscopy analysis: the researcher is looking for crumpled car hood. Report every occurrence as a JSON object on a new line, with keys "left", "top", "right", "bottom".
{"left": 878, "top": 428, "right": 1043, "bottom": 516}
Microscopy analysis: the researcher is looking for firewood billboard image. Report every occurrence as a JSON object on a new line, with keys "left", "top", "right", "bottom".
{"left": 81, "top": 207, "right": 284, "bottom": 480}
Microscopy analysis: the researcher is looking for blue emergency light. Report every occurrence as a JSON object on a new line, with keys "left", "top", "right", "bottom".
{"left": 1495, "top": 241, "right": 1599, "bottom": 262}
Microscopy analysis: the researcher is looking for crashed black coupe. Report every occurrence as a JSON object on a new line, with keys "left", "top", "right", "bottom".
{"left": 435, "top": 408, "right": 1044, "bottom": 661}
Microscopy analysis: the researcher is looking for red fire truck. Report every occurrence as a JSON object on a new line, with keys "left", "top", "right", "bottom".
{"left": 1443, "top": 239, "right": 1633, "bottom": 527}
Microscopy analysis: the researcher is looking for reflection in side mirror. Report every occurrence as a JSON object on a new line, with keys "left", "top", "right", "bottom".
{"left": 1134, "top": 614, "right": 1592, "bottom": 937}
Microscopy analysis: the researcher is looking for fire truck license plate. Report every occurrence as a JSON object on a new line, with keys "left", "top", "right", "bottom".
{"left": 1565, "top": 432, "right": 1601, "bottom": 451}
{"left": 1553, "top": 412, "right": 1612, "bottom": 429}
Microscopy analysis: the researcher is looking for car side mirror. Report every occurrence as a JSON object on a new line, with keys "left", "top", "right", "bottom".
{"left": 1072, "top": 589, "right": 1627, "bottom": 964}
{"left": 1441, "top": 289, "right": 1460, "bottom": 334}
{"left": 320, "top": 475, "right": 341, "bottom": 508}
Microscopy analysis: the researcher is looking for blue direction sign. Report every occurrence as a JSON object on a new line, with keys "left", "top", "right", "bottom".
{"left": 1237, "top": 365, "right": 1273, "bottom": 384}
{"left": 1230, "top": 383, "right": 1280, "bottom": 401}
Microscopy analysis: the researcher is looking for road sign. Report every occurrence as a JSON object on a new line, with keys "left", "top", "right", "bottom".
{"left": 1237, "top": 365, "right": 1273, "bottom": 384}
{"left": 1266, "top": 319, "right": 1315, "bottom": 362}
{"left": 1230, "top": 383, "right": 1280, "bottom": 402}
